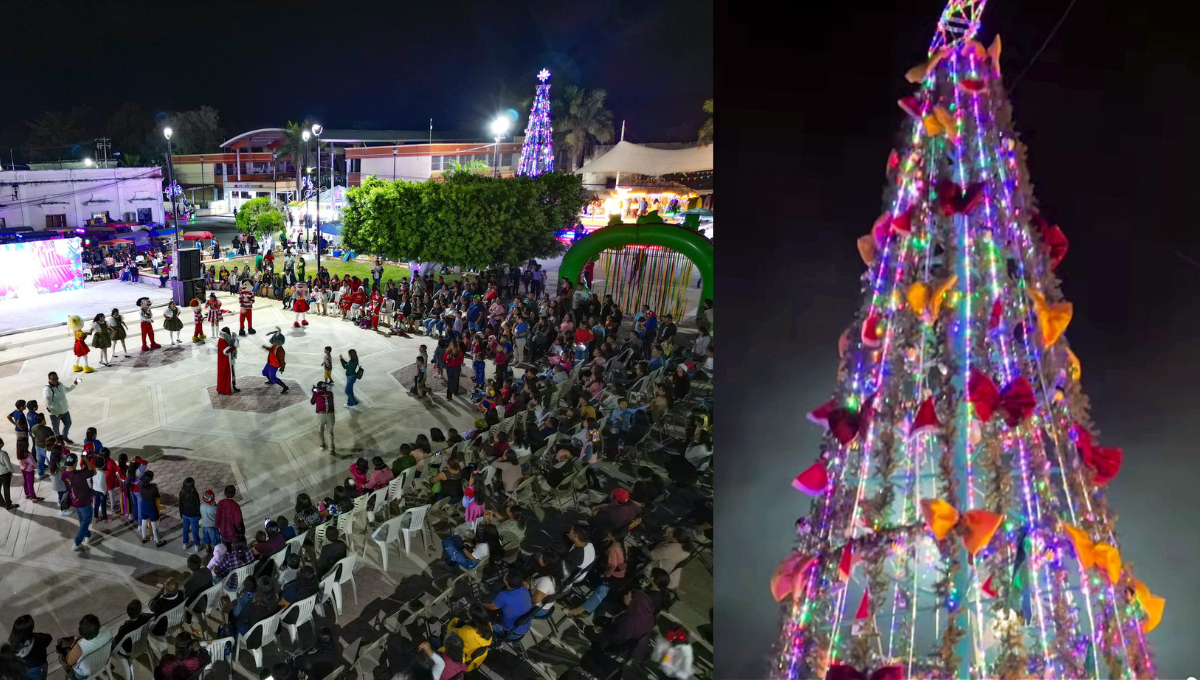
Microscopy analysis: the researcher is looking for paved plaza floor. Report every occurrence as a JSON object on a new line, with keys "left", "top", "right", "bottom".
{"left": 0, "top": 289, "right": 713, "bottom": 679}
{"left": 0, "top": 279, "right": 173, "bottom": 336}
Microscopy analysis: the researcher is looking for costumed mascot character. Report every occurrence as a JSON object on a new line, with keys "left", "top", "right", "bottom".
{"left": 190, "top": 298, "right": 205, "bottom": 342}
{"left": 137, "top": 297, "right": 161, "bottom": 351}
{"left": 238, "top": 279, "right": 257, "bottom": 336}
{"left": 293, "top": 280, "right": 310, "bottom": 327}
{"left": 205, "top": 293, "right": 223, "bottom": 339}
{"left": 162, "top": 300, "right": 184, "bottom": 345}
{"left": 67, "top": 315, "right": 94, "bottom": 373}
{"left": 261, "top": 328, "right": 289, "bottom": 394}
{"left": 217, "top": 327, "right": 240, "bottom": 394}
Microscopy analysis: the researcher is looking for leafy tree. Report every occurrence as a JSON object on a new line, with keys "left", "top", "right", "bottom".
{"left": 24, "top": 111, "right": 83, "bottom": 162}
{"left": 553, "top": 86, "right": 614, "bottom": 172}
{"left": 235, "top": 197, "right": 287, "bottom": 237}
{"left": 698, "top": 98, "right": 713, "bottom": 145}
{"left": 342, "top": 173, "right": 586, "bottom": 269}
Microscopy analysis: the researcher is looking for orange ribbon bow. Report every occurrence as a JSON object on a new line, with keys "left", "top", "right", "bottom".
{"left": 1066, "top": 347, "right": 1081, "bottom": 380}
{"left": 1028, "top": 288, "right": 1073, "bottom": 346}
{"left": 922, "top": 106, "right": 958, "bottom": 143}
{"left": 1063, "top": 523, "right": 1123, "bottom": 584}
{"left": 905, "top": 47, "right": 949, "bottom": 84}
{"left": 906, "top": 275, "right": 957, "bottom": 324}
{"left": 1133, "top": 579, "right": 1165, "bottom": 633}
{"left": 770, "top": 552, "right": 815, "bottom": 602}
{"left": 920, "top": 498, "right": 1003, "bottom": 557}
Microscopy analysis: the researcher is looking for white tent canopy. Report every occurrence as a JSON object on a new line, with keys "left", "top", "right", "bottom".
{"left": 574, "top": 141, "right": 713, "bottom": 176}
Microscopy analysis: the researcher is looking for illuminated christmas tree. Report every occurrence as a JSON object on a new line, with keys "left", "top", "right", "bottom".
{"left": 772, "top": 2, "right": 1164, "bottom": 678}
{"left": 517, "top": 68, "right": 555, "bottom": 176}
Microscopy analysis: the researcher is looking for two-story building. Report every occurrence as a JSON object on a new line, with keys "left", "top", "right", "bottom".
{"left": 169, "top": 128, "right": 524, "bottom": 212}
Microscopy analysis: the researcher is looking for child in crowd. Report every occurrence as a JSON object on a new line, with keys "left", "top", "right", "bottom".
{"left": 410, "top": 355, "right": 429, "bottom": 398}
{"left": 323, "top": 346, "right": 333, "bottom": 384}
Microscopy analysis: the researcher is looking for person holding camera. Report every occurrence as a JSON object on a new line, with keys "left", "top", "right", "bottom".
{"left": 310, "top": 381, "right": 336, "bottom": 455}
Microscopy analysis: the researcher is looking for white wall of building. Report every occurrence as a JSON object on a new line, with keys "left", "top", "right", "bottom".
{"left": 0, "top": 167, "right": 166, "bottom": 231}
{"left": 360, "top": 155, "right": 431, "bottom": 182}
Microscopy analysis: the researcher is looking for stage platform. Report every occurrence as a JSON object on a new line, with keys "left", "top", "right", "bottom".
{"left": 0, "top": 279, "right": 172, "bottom": 337}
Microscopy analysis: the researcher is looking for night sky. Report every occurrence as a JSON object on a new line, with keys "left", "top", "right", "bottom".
{"left": 1, "top": 0, "right": 712, "bottom": 143}
{"left": 720, "top": 0, "right": 1200, "bottom": 678}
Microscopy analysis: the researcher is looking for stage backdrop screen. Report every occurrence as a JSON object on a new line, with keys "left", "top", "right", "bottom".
{"left": 0, "top": 239, "right": 86, "bottom": 301}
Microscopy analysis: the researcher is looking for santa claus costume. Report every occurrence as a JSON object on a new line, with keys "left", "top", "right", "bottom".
{"left": 238, "top": 280, "right": 256, "bottom": 336}
{"left": 190, "top": 298, "right": 205, "bottom": 342}
{"left": 293, "top": 281, "right": 310, "bottom": 327}
{"left": 137, "top": 297, "right": 161, "bottom": 351}
{"left": 68, "top": 315, "right": 94, "bottom": 373}
{"left": 349, "top": 287, "right": 367, "bottom": 322}
{"left": 205, "top": 293, "right": 223, "bottom": 339}
{"left": 217, "top": 327, "right": 239, "bottom": 394}
{"left": 339, "top": 285, "right": 353, "bottom": 319}
{"left": 368, "top": 289, "right": 383, "bottom": 330}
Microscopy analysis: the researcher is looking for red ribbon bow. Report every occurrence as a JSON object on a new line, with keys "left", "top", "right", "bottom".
{"left": 936, "top": 178, "right": 985, "bottom": 216}
{"left": 872, "top": 208, "right": 916, "bottom": 245}
{"left": 1031, "top": 212, "right": 1069, "bottom": 269}
{"left": 967, "top": 371, "right": 1036, "bottom": 426}
{"left": 1072, "top": 424, "right": 1123, "bottom": 485}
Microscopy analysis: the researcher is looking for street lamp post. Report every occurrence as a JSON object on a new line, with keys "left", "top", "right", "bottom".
{"left": 393, "top": 147, "right": 398, "bottom": 180}
{"left": 302, "top": 129, "right": 311, "bottom": 249}
{"left": 199, "top": 156, "right": 204, "bottom": 208}
{"left": 272, "top": 151, "right": 278, "bottom": 201}
{"left": 313, "top": 124, "right": 323, "bottom": 277}
{"left": 163, "top": 127, "right": 181, "bottom": 280}
{"left": 490, "top": 116, "right": 509, "bottom": 179}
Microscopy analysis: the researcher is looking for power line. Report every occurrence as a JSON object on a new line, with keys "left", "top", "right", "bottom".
{"left": 1008, "top": 0, "right": 1079, "bottom": 94}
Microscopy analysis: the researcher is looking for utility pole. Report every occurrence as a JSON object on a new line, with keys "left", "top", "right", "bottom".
{"left": 95, "top": 138, "right": 112, "bottom": 167}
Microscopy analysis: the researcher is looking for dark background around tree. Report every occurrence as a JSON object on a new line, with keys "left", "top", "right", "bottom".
{"left": 716, "top": 0, "right": 1200, "bottom": 677}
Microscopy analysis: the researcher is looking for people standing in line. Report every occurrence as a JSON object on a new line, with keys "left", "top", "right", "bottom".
{"left": 340, "top": 349, "right": 361, "bottom": 408}
{"left": 63, "top": 454, "right": 95, "bottom": 551}
{"left": 109, "top": 308, "right": 130, "bottom": 358}
{"left": 139, "top": 470, "right": 165, "bottom": 547}
{"left": 179, "top": 477, "right": 202, "bottom": 551}
{"left": 311, "top": 381, "right": 337, "bottom": 455}
{"left": 0, "top": 437, "right": 15, "bottom": 509}
{"left": 215, "top": 485, "right": 244, "bottom": 546}
{"left": 444, "top": 341, "right": 464, "bottom": 401}
{"left": 43, "top": 372, "right": 79, "bottom": 444}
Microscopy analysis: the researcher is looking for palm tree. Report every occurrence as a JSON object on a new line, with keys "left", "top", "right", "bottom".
{"left": 553, "top": 86, "right": 614, "bottom": 172}
{"left": 698, "top": 99, "right": 714, "bottom": 146}
{"left": 279, "top": 119, "right": 316, "bottom": 200}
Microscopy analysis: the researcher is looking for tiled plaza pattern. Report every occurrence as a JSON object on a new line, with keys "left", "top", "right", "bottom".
{"left": 0, "top": 285, "right": 713, "bottom": 680}
{"left": 207, "top": 378, "right": 308, "bottom": 413}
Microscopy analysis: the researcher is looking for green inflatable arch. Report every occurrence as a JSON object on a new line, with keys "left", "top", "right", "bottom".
{"left": 559, "top": 216, "right": 713, "bottom": 317}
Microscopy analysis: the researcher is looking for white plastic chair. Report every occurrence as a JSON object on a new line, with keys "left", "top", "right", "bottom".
{"left": 285, "top": 529, "right": 309, "bottom": 561}
{"left": 335, "top": 511, "right": 357, "bottom": 552}
{"left": 266, "top": 547, "right": 289, "bottom": 574}
{"left": 364, "top": 486, "right": 390, "bottom": 524}
{"left": 482, "top": 463, "right": 498, "bottom": 489}
{"left": 397, "top": 465, "right": 418, "bottom": 496}
{"left": 383, "top": 476, "right": 404, "bottom": 514}
{"left": 368, "top": 516, "right": 405, "bottom": 570}
{"left": 329, "top": 553, "right": 358, "bottom": 614}
{"left": 76, "top": 635, "right": 115, "bottom": 680}
{"left": 147, "top": 602, "right": 188, "bottom": 658}
{"left": 278, "top": 593, "right": 319, "bottom": 646}
{"left": 397, "top": 504, "right": 431, "bottom": 556}
{"left": 234, "top": 609, "right": 283, "bottom": 669}
{"left": 187, "top": 582, "right": 226, "bottom": 635}
{"left": 112, "top": 620, "right": 152, "bottom": 680}
{"left": 204, "top": 637, "right": 235, "bottom": 678}
{"left": 314, "top": 570, "right": 339, "bottom": 620}
{"left": 222, "top": 563, "right": 258, "bottom": 601}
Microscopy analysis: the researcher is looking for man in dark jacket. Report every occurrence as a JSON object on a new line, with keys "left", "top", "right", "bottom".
{"left": 580, "top": 590, "right": 656, "bottom": 677}
{"left": 314, "top": 526, "right": 348, "bottom": 578}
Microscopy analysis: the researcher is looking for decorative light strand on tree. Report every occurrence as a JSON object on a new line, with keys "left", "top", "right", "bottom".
{"left": 517, "top": 68, "right": 555, "bottom": 177}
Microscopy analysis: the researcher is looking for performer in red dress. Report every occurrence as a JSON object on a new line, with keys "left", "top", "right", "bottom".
{"left": 216, "top": 327, "right": 239, "bottom": 394}
{"left": 238, "top": 280, "right": 257, "bottom": 336}
{"left": 190, "top": 298, "right": 205, "bottom": 342}
{"left": 205, "top": 293, "right": 223, "bottom": 339}
{"left": 293, "top": 281, "right": 310, "bottom": 327}
{"left": 368, "top": 289, "right": 383, "bottom": 330}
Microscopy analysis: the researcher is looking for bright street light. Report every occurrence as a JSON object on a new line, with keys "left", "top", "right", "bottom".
{"left": 311, "top": 123, "right": 323, "bottom": 136}
{"left": 302, "top": 130, "right": 311, "bottom": 142}
{"left": 490, "top": 117, "right": 509, "bottom": 136}
{"left": 163, "top": 127, "right": 173, "bottom": 140}
{"left": 84, "top": 158, "right": 93, "bottom": 167}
